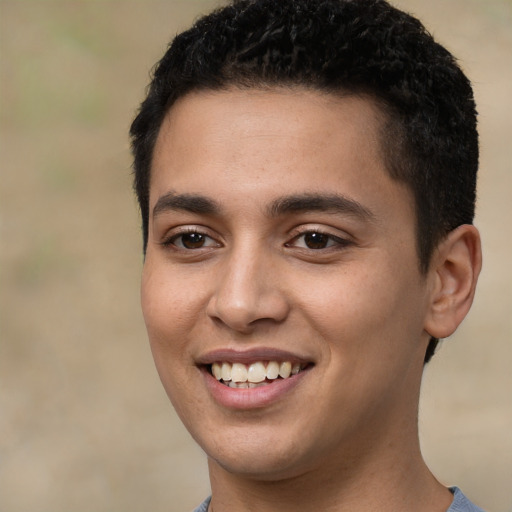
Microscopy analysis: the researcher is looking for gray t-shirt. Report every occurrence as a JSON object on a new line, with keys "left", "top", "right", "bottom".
{"left": 448, "top": 487, "right": 486, "bottom": 512}
{"left": 192, "top": 487, "right": 485, "bottom": 512}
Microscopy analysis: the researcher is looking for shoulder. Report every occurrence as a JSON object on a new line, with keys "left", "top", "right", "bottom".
{"left": 447, "top": 487, "right": 486, "bottom": 512}
{"left": 192, "top": 496, "right": 211, "bottom": 512}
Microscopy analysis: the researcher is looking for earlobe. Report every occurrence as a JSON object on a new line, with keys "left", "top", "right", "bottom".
{"left": 424, "top": 225, "right": 482, "bottom": 339}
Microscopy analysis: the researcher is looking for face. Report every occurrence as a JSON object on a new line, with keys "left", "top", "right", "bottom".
{"left": 142, "top": 88, "right": 434, "bottom": 480}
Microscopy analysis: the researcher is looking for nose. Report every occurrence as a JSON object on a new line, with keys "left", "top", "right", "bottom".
{"left": 206, "top": 247, "right": 290, "bottom": 333}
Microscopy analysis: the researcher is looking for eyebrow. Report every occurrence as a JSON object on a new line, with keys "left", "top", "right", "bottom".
{"left": 152, "top": 191, "right": 375, "bottom": 222}
{"left": 152, "top": 192, "right": 221, "bottom": 217}
{"left": 268, "top": 193, "right": 375, "bottom": 222}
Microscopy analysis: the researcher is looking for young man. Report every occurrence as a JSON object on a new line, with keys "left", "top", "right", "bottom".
{"left": 130, "top": 1, "right": 483, "bottom": 511}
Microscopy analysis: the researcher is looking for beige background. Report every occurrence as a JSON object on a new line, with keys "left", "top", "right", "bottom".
{"left": 0, "top": 0, "right": 510, "bottom": 511}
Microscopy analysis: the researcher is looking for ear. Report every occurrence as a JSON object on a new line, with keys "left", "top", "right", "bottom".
{"left": 424, "top": 224, "right": 482, "bottom": 339}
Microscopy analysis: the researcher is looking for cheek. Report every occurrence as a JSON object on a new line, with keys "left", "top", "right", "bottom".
{"left": 301, "top": 258, "right": 425, "bottom": 357}
{"left": 141, "top": 262, "right": 202, "bottom": 359}
{"left": 142, "top": 258, "right": 208, "bottom": 322}
{"left": 140, "top": 264, "right": 205, "bottom": 411}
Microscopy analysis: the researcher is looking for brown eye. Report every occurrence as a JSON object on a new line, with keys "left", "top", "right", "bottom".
{"left": 180, "top": 232, "right": 206, "bottom": 249}
{"left": 162, "top": 229, "right": 221, "bottom": 251}
{"left": 303, "top": 232, "right": 330, "bottom": 249}
{"left": 286, "top": 230, "right": 348, "bottom": 251}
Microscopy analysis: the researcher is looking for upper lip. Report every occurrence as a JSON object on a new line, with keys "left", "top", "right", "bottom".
{"left": 196, "top": 347, "right": 313, "bottom": 366}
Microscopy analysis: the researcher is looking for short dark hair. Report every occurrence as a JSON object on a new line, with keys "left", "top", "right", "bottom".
{"left": 130, "top": 0, "right": 478, "bottom": 362}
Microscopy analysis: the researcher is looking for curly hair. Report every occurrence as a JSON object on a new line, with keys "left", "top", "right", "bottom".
{"left": 130, "top": 0, "right": 478, "bottom": 362}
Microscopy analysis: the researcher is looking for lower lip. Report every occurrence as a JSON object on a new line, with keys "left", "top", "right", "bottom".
{"left": 202, "top": 368, "right": 310, "bottom": 410}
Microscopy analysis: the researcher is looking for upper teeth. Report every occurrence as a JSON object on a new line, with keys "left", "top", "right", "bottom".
{"left": 211, "top": 361, "right": 303, "bottom": 383}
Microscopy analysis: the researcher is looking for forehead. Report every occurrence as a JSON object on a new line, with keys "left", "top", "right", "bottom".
{"left": 150, "top": 87, "right": 412, "bottom": 224}
{"left": 155, "top": 87, "right": 385, "bottom": 153}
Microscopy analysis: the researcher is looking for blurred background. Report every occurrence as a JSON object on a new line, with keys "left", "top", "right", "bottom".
{"left": 0, "top": 0, "right": 510, "bottom": 511}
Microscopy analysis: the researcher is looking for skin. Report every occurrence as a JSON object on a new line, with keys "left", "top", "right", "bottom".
{"left": 142, "top": 88, "right": 481, "bottom": 511}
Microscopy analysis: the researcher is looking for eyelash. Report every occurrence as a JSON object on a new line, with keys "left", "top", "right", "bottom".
{"left": 285, "top": 229, "right": 351, "bottom": 251}
{"left": 161, "top": 227, "right": 220, "bottom": 250}
{"left": 161, "top": 226, "right": 350, "bottom": 253}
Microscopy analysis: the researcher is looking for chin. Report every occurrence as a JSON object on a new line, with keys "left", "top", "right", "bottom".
{"left": 208, "top": 448, "right": 310, "bottom": 482}
{"left": 194, "top": 421, "right": 325, "bottom": 482}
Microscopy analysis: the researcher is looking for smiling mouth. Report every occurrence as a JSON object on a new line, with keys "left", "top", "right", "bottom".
{"left": 208, "top": 361, "right": 310, "bottom": 389}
